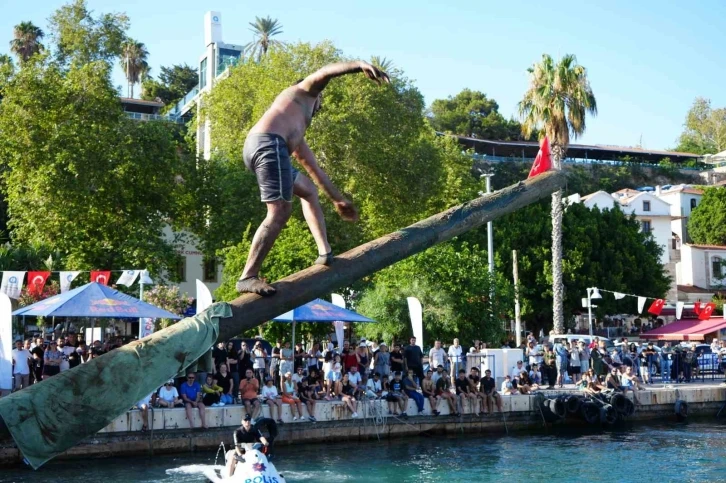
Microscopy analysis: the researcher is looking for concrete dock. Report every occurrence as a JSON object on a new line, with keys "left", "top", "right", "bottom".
{"left": 2, "top": 382, "right": 725, "bottom": 467}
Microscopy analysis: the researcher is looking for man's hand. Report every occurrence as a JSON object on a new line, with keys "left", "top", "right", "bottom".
{"left": 359, "top": 61, "right": 390, "bottom": 85}
{"left": 334, "top": 199, "right": 359, "bottom": 222}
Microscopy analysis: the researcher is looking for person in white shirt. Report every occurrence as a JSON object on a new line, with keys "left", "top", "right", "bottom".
{"left": 261, "top": 377, "right": 283, "bottom": 422}
{"left": 710, "top": 338, "right": 721, "bottom": 354}
{"left": 510, "top": 361, "right": 525, "bottom": 386}
{"left": 157, "top": 380, "right": 183, "bottom": 407}
{"left": 429, "top": 340, "right": 448, "bottom": 373}
{"left": 447, "top": 338, "right": 463, "bottom": 379}
{"left": 11, "top": 340, "right": 31, "bottom": 391}
{"left": 134, "top": 392, "right": 154, "bottom": 432}
{"left": 58, "top": 338, "right": 75, "bottom": 372}
{"left": 366, "top": 372, "right": 385, "bottom": 398}
{"left": 347, "top": 365, "right": 362, "bottom": 389}
{"left": 501, "top": 375, "right": 518, "bottom": 395}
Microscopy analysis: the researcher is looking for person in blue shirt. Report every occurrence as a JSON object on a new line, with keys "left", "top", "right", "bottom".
{"left": 554, "top": 342, "right": 569, "bottom": 388}
{"left": 179, "top": 372, "right": 208, "bottom": 429}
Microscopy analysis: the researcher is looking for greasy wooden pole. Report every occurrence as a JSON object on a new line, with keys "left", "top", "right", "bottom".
{"left": 219, "top": 170, "right": 566, "bottom": 341}
{"left": 513, "top": 249, "right": 522, "bottom": 347}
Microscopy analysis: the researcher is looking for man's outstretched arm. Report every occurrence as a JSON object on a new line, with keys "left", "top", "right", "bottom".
{"left": 299, "top": 61, "right": 390, "bottom": 96}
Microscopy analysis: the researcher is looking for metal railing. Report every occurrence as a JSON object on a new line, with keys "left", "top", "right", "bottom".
{"left": 469, "top": 153, "right": 723, "bottom": 172}
{"left": 172, "top": 84, "right": 200, "bottom": 116}
{"left": 125, "top": 112, "right": 185, "bottom": 124}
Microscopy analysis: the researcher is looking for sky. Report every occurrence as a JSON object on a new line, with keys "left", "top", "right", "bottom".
{"left": 1, "top": 0, "right": 725, "bottom": 151}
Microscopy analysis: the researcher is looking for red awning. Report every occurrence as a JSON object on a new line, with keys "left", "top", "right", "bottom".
{"left": 642, "top": 318, "right": 726, "bottom": 341}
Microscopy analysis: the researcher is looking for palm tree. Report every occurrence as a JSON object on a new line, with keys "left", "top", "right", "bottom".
{"left": 518, "top": 54, "right": 597, "bottom": 335}
{"left": 9, "top": 21, "right": 44, "bottom": 64}
{"left": 120, "top": 40, "right": 150, "bottom": 98}
{"left": 371, "top": 56, "right": 395, "bottom": 73}
{"left": 245, "top": 16, "right": 284, "bottom": 61}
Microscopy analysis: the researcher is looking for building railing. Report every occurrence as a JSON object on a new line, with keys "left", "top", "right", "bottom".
{"left": 125, "top": 112, "right": 185, "bottom": 124}
{"left": 172, "top": 84, "right": 200, "bottom": 117}
{"left": 470, "top": 153, "right": 723, "bottom": 172}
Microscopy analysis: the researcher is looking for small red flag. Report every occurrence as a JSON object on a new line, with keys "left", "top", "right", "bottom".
{"left": 27, "top": 271, "right": 51, "bottom": 296}
{"left": 528, "top": 136, "right": 552, "bottom": 178}
{"left": 698, "top": 303, "right": 715, "bottom": 321}
{"left": 647, "top": 299, "right": 665, "bottom": 316}
{"left": 694, "top": 301, "right": 702, "bottom": 315}
{"left": 91, "top": 270, "right": 111, "bottom": 285}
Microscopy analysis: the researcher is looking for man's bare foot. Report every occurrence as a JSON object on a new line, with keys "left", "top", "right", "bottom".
{"left": 236, "top": 276, "right": 276, "bottom": 296}
{"left": 314, "top": 252, "right": 334, "bottom": 266}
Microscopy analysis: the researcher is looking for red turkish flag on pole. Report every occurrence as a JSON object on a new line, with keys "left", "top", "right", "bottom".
{"left": 528, "top": 136, "right": 552, "bottom": 178}
{"left": 698, "top": 303, "right": 715, "bottom": 321}
{"left": 91, "top": 271, "right": 111, "bottom": 286}
{"left": 647, "top": 299, "right": 665, "bottom": 316}
{"left": 693, "top": 301, "right": 702, "bottom": 315}
{"left": 27, "top": 271, "right": 51, "bottom": 296}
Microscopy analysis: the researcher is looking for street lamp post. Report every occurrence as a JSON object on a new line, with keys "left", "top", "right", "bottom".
{"left": 586, "top": 287, "right": 602, "bottom": 336}
{"left": 479, "top": 173, "right": 495, "bottom": 277}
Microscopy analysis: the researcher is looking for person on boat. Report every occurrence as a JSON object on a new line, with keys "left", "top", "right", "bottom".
{"left": 226, "top": 414, "right": 270, "bottom": 477}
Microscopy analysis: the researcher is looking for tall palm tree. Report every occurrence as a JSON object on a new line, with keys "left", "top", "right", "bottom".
{"left": 371, "top": 56, "right": 395, "bottom": 73}
{"left": 518, "top": 54, "right": 597, "bottom": 335}
{"left": 245, "top": 16, "right": 284, "bottom": 61}
{"left": 9, "top": 21, "right": 44, "bottom": 64}
{"left": 120, "top": 40, "right": 150, "bottom": 98}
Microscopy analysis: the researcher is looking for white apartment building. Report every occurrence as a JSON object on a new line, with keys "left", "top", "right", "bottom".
{"left": 677, "top": 244, "right": 726, "bottom": 302}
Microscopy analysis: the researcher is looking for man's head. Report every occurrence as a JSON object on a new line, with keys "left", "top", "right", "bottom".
{"left": 516, "top": 360, "right": 523, "bottom": 367}
{"left": 458, "top": 369, "right": 466, "bottom": 379}
{"left": 453, "top": 338, "right": 459, "bottom": 346}
{"left": 14, "top": 340, "right": 22, "bottom": 350}
{"left": 407, "top": 369, "right": 414, "bottom": 379}
{"left": 164, "top": 379, "right": 174, "bottom": 388}
{"left": 410, "top": 337, "right": 416, "bottom": 346}
{"left": 425, "top": 369, "right": 433, "bottom": 379}
{"left": 393, "top": 371, "right": 402, "bottom": 380}
{"left": 57, "top": 338, "right": 65, "bottom": 348}
{"left": 350, "top": 365, "right": 358, "bottom": 374}
{"left": 436, "top": 364, "right": 444, "bottom": 373}
{"left": 484, "top": 369, "right": 492, "bottom": 378}
{"left": 470, "top": 367, "right": 480, "bottom": 376}
{"left": 186, "top": 373, "right": 196, "bottom": 384}
{"left": 297, "top": 366, "right": 304, "bottom": 375}
{"left": 373, "top": 372, "right": 380, "bottom": 380}
{"left": 245, "top": 369, "right": 254, "bottom": 379}
{"left": 217, "top": 342, "right": 225, "bottom": 349}
{"left": 434, "top": 340, "right": 441, "bottom": 349}
{"left": 219, "top": 363, "right": 228, "bottom": 373}
{"left": 49, "top": 341, "right": 57, "bottom": 350}
{"left": 242, "top": 413, "right": 252, "bottom": 429}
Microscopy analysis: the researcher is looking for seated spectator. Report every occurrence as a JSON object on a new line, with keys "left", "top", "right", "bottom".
{"left": 336, "top": 373, "right": 359, "bottom": 418}
{"left": 501, "top": 375, "right": 518, "bottom": 395}
{"left": 366, "top": 372, "right": 384, "bottom": 398}
{"left": 216, "top": 364, "right": 235, "bottom": 405}
{"left": 281, "top": 371, "right": 305, "bottom": 421}
{"left": 261, "top": 377, "right": 283, "bottom": 423}
{"left": 481, "top": 369, "right": 502, "bottom": 414}
{"left": 468, "top": 367, "right": 486, "bottom": 415}
{"left": 455, "top": 369, "right": 478, "bottom": 415}
{"left": 347, "top": 365, "right": 363, "bottom": 395}
{"left": 510, "top": 360, "right": 525, "bottom": 388}
{"left": 605, "top": 367, "right": 624, "bottom": 392}
{"left": 134, "top": 392, "right": 154, "bottom": 432}
{"left": 435, "top": 371, "right": 457, "bottom": 416}
{"left": 157, "top": 380, "right": 183, "bottom": 408}
{"left": 386, "top": 371, "right": 408, "bottom": 416}
{"left": 202, "top": 374, "right": 224, "bottom": 407}
{"left": 298, "top": 378, "right": 318, "bottom": 422}
{"left": 403, "top": 369, "right": 425, "bottom": 415}
{"left": 620, "top": 365, "right": 644, "bottom": 404}
{"left": 292, "top": 366, "right": 305, "bottom": 385}
{"left": 518, "top": 370, "right": 538, "bottom": 394}
{"left": 308, "top": 368, "right": 323, "bottom": 394}
{"left": 240, "top": 369, "right": 262, "bottom": 419}
{"left": 432, "top": 364, "right": 446, "bottom": 386}
{"left": 180, "top": 372, "right": 208, "bottom": 429}
{"left": 325, "top": 356, "right": 343, "bottom": 400}
{"left": 421, "top": 369, "right": 440, "bottom": 415}
{"left": 529, "top": 365, "right": 542, "bottom": 385}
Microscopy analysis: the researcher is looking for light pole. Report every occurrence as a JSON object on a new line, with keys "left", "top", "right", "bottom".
{"left": 479, "top": 173, "right": 495, "bottom": 277}
{"left": 586, "top": 287, "right": 602, "bottom": 336}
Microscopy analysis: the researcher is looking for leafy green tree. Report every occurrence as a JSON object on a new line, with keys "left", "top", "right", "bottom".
{"left": 141, "top": 64, "right": 198, "bottom": 107}
{"left": 143, "top": 284, "right": 193, "bottom": 329}
{"left": 370, "top": 56, "right": 395, "bottom": 73}
{"left": 0, "top": 58, "right": 183, "bottom": 274}
{"left": 245, "top": 16, "right": 284, "bottom": 61}
{"left": 429, "top": 89, "right": 528, "bottom": 141}
{"left": 675, "top": 97, "right": 726, "bottom": 155}
{"left": 688, "top": 187, "right": 726, "bottom": 246}
{"left": 120, "top": 39, "right": 149, "bottom": 98}
{"left": 48, "top": 0, "right": 129, "bottom": 67}
{"left": 10, "top": 21, "right": 45, "bottom": 64}
{"left": 518, "top": 53, "right": 597, "bottom": 334}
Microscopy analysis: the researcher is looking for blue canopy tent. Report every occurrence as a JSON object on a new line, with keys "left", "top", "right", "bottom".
{"left": 272, "top": 298, "right": 374, "bottom": 352}
{"left": 13, "top": 282, "right": 181, "bottom": 339}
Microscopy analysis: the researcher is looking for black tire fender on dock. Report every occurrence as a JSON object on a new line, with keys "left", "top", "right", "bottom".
{"left": 675, "top": 399, "right": 688, "bottom": 421}
{"left": 565, "top": 395, "right": 582, "bottom": 414}
{"left": 579, "top": 401, "right": 599, "bottom": 424}
{"left": 599, "top": 404, "right": 618, "bottom": 425}
{"left": 610, "top": 393, "right": 628, "bottom": 414}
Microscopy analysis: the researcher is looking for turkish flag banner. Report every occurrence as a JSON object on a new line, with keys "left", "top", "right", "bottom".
{"left": 698, "top": 303, "right": 716, "bottom": 321}
{"left": 528, "top": 136, "right": 552, "bottom": 178}
{"left": 694, "top": 301, "right": 702, "bottom": 315}
{"left": 27, "top": 271, "right": 51, "bottom": 296}
{"left": 647, "top": 299, "right": 665, "bottom": 316}
{"left": 91, "top": 270, "right": 112, "bottom": 286}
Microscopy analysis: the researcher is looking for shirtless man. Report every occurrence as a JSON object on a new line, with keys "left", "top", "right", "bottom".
{"left": 236, "top": 61, "right": 390, "bottom": 296}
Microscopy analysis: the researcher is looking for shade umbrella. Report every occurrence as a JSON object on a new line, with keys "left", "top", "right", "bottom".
{"left": 272, "top": 298, "right": 374, "bottom": 355}
{"left": 13, "top": 282, "right": 181, "bottom": 319}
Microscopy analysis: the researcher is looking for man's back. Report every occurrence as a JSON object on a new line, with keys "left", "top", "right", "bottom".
{"left": 250, "top": 87, "right": 315, "bottom": 152}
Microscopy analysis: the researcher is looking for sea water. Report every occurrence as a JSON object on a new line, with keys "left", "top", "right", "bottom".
{"left": 2, "top": 421, "right": 725, "bottom": 482}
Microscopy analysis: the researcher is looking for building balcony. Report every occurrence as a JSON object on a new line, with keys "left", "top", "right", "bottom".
{"left": 125, "top": 112, "right": 185, "bottom": 124}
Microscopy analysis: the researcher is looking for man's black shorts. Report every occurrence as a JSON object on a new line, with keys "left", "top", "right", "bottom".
{"left": 243, "top": 133, "right": 300, "bottom": 202}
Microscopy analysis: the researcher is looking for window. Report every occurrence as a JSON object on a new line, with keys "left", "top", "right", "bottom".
{"left": 203, "top": 257, "right": 217, "bottom": 283}
{"left": 174, "top": 257, "right": 187, "bottom": 283}
{"left": 199, "top": 57, "right": 208, "bottom": 90}
{"left": 642, "top": 201, "right": 651, "bottom": 212}
{"left": 217, "top": 48, "right": 241, "bottom": 76}
{"left": 690, "top": 198, "right": 697, "bottom": 210}
{"left": 641, "top": 220, "right": 652, "bottom": 233}
{"left": 713, "top": 256, "right": 724, "bottom": 280}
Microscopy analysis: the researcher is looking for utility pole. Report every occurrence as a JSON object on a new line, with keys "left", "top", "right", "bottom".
{"left": 513, "top": 250, "right": 521, "bottom": 347}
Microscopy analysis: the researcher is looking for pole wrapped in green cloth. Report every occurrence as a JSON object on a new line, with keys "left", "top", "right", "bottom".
{"left": 0, "top": 303, "right": 231, "bottom": 469}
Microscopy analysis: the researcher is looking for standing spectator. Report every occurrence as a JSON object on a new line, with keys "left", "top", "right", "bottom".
{"left": 421, "top": 369, "right": 440, "bottom": 415}
{"left": 157, "top": 380, "right": 183, "bottom": 408}
{"left": 661, "top": 341, "right": 673, "bottom": 382}
{"left": 58, "top": 338, "right": 75, "bottom": 372}
{"left": 434, "top": 370, "right": 458, "bottom": 416}
{"left": 403, "top": 337, "right": 424, "bottom": 383}
{"left": 466, "top": 340, "right": 484, "bottom": 374}
{"left": 324, "top": 334, "right": 335, "bottom": 354}
{"left": 261, "top": 377, "right": 283, "bottom": 423}
{"left": 270, "top": 340, "right": 282, "bottom": 383}
{"left": 355, "top": 342, "right": 370, "bottom": 377}
{"left": 429, "top": 340, "right": 448, "bottom": 374}
{"left": 403, "top": 369, "right": 425, "bottom": 415}
{"left": 554, "top": 341, "right": 568, "bottom": 387}
{"left": 294, "top": 343, "right": 306, "bottom": 372}
{"left": 216, "top": 364, "right": 235, "bottom": 405}
{"left": 386, "top": 371, "right": 408, "bottom": 416}
{"left": 542, "top": 344, "right": 557, "bottom": 389}
{"left": 252, "top": 341, "right": 268, "bottom": 385}
{"left": 227, "top": 341, "right": 241, "bottom": 401}
{"left": 180, "top": 373, "right": 208, "bottom": 429}
{"left": 448, "top": 338, "right": 463, "bottom": 380}
{"left": 481, "top": 369, "right": 502, "bottom": 414}
{"left": 11, "top": 340, "right": 31, "bottom": 391}
{"left": 568, "top": 343, "right": 582, "bottom": 384}
{"left": 280, "top": 341, "right": 294, "bottom": 385}
{"left": 281, "top": 371, "right": 305, "bottom": 420}
{"left": 30, "top": 340, "right": 44, "bottom": 384}
{"left": 212, "top": 342, "right": 228, "bottom": 373}
{"left": 307, "top": 343, "right": 322, "bottom": 374}
{"left": 455, "top": 369, "right": 478, "bottom": 415}
{"left": 373, "top": 342, "right": 391, "bottom": 377}
{"left": 389, "top": 343, "right": 404, "bottom": 375}
{"left": 240, "top": 369, "right": 262, "bottom": 419}
{"left": 579, "top": 341, "right": 591, "bottom": 374}
{"left": 202, "top": 374, "right": 224, "bottom": 406}
{"left": 43, "top": 341, "right": 62, "bottom": 379}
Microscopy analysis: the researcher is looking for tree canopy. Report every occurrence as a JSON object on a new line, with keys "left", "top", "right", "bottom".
{"left": 141, "top": 64, "right": 198, "bottom": 107}
{"left": 675, "top": 97, "right": 726, "bottom": 155}
{"left": 688, "top": 187, "right": 726, "bottom": 246}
